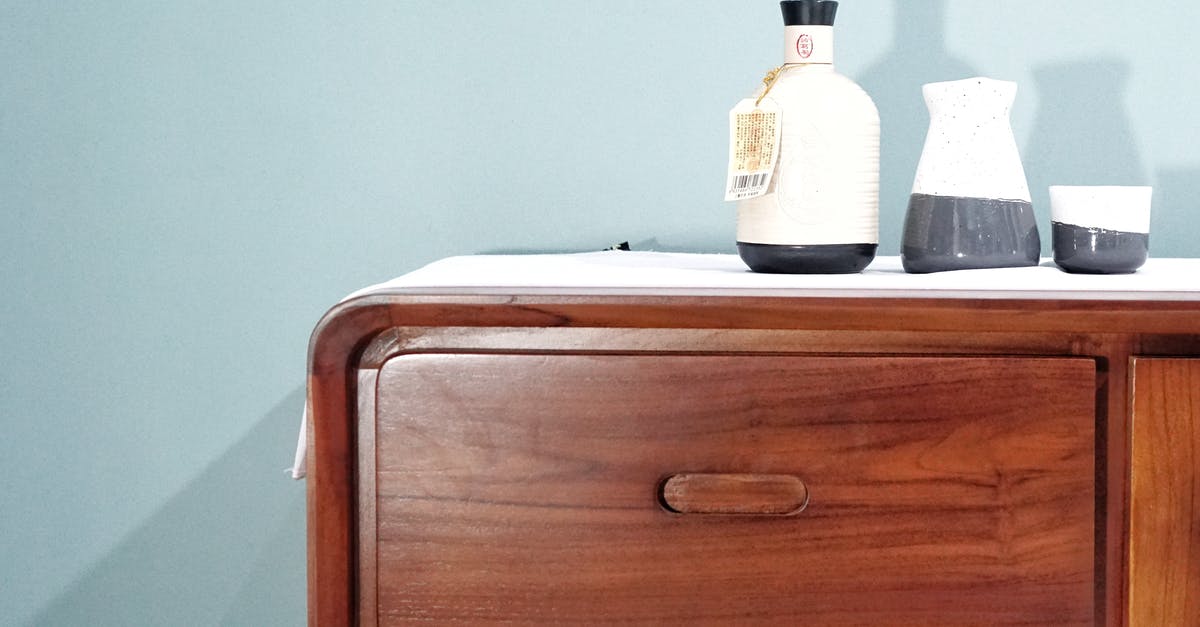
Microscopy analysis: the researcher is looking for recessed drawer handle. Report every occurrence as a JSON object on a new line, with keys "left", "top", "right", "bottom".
{"left": 659, "top": 473, "right": 809, "bottom": 516}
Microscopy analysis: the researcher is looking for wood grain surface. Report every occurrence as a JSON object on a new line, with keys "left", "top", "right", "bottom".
{"left": 308, "top": 303, "right": 394, "bottom": 627}
{"left": 306, "top": 294, "right": 1200, "bottom": 626}
{"left": 305, "top": 294, "right": 1200, "bottom": 626}
{"left": 1129, "top": 358, "right": 1200, "bottom": 626}
{"left": 370, "top": 354, "right": 1096, "bottom": 624}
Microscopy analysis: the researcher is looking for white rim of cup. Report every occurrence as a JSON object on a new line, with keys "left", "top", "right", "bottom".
{"left": 1048, "top": 185, "right": 1152, "bottom": 234}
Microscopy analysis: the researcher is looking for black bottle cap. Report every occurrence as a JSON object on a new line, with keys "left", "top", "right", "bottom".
{"left": 781, "top": 0, "right": 838, "bottom": 26}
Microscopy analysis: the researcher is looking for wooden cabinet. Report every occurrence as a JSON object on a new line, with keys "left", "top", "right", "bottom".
{"left": 1129, "top": 359, "right": 1200, "bottom": 626}
{"left": 305, "top": 272, "right": 1200, "bottom": 625}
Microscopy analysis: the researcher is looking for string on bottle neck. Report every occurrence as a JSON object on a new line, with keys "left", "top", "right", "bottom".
{"left": 755, "top": 64, "right": 813, "bottom": 107}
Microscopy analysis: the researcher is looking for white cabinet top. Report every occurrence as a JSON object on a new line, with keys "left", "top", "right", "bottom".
{"left": 348, "top": 252, "right": 1200, "bottom": 302}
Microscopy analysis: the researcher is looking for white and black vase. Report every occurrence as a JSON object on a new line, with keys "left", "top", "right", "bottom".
{"left": 901, "top": 77, "right": 1040, "bottom": 274}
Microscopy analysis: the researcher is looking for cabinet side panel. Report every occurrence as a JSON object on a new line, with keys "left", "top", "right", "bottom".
{"left": 1130, "top": 359, "right": 1200, "bottom": 626}
{"left": 358, "top": 370, "right": 379, "bottom": 627}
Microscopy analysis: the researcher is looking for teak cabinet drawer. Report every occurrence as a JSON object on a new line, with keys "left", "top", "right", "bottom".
{"left": 367, "top": 354, "right": 1096, "bottom": 625}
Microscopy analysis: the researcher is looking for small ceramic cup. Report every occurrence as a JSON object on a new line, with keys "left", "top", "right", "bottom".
{"left": 1049, "top": 186, "right": 1152, "bottom": 274}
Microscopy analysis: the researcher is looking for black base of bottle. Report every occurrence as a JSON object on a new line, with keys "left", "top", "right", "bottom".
{"left": 737, "top": 242, "right": 878, "bottom": 274}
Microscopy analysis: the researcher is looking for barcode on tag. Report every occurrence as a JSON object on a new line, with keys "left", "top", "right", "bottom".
{"left": 724, "top": 97, "right": 782, "bottom": 202}
{"left": 728, "top": 173, "right": 771, "bottom": 197}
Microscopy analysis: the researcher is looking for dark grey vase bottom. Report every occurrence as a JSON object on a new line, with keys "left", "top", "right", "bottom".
{"left": 737, "top": 242, "right": 877, "bottom": 274}
{"left": 901, "top": 194, "right": 1041, "bottom": 274}
{"left": 1052, "top": 221, "right": 1149, "bottom": 274}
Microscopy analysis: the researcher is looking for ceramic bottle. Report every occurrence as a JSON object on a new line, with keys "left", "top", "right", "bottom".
{"left": 736, "top": 0, "right": 880, "bottom": 274}
{"left": 901, "top": 77, "right": 1040, "bottom": 273}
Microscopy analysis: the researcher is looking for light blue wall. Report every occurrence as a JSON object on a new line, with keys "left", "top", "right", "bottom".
{"left": 1, "top": 1, "right": 1194, "bottom": 624}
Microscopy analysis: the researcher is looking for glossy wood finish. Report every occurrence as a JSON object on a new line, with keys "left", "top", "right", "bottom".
{"left": 306, "top": 293, "right": 1200, "bottom": 626}
{"left": 371, "top": 354, "right": 1095, "bottom": 624}
{"left": 1129, "top": 359, "right": 1200, "bottom": 626}
{"left": 660, "top": 474, "right": 809, "bottom": 516}
{"left": 309, "top": 303, "right": 393, "bottom": 627}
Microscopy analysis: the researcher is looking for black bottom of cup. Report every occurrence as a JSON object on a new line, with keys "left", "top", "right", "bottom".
{"left": 901, "top": 193, "right": 1042, "bottom": 274}
{"left": 737, "top": 242, "right": 877, "bottom": 274}
{"left": 1052, "top": 221, "right": 1149, "bottom": 274}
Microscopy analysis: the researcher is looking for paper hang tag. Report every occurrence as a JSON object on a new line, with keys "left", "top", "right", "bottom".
{"left": 724, "top": 97, "right": 782, "bottom": 202}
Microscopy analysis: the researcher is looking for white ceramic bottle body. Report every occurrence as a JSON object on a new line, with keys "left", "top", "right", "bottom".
{"left": 736, "top": 65, "right": 880, "bottom": 273}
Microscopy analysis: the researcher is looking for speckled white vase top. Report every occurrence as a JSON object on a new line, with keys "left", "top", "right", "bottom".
{"left": 912, "top": 77, "right": 1032, "bottom": 202}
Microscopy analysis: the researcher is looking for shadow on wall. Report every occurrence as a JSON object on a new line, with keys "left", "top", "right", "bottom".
{"left": 1025, "top": 58, "right": 1149, "bottom": 248}
{"left": 857, "top": 0, "right": 978, "bottom": 255}
{"left": 31, "top": 389, "right": 307, "bottom": 627}
{"left": 1153, "top": 168, "right": 1200, "bottom": 258}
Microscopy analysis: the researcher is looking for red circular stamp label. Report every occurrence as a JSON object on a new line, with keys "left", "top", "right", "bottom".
{"left": 796, "top": 34, "right": 814, "bottom": 59}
